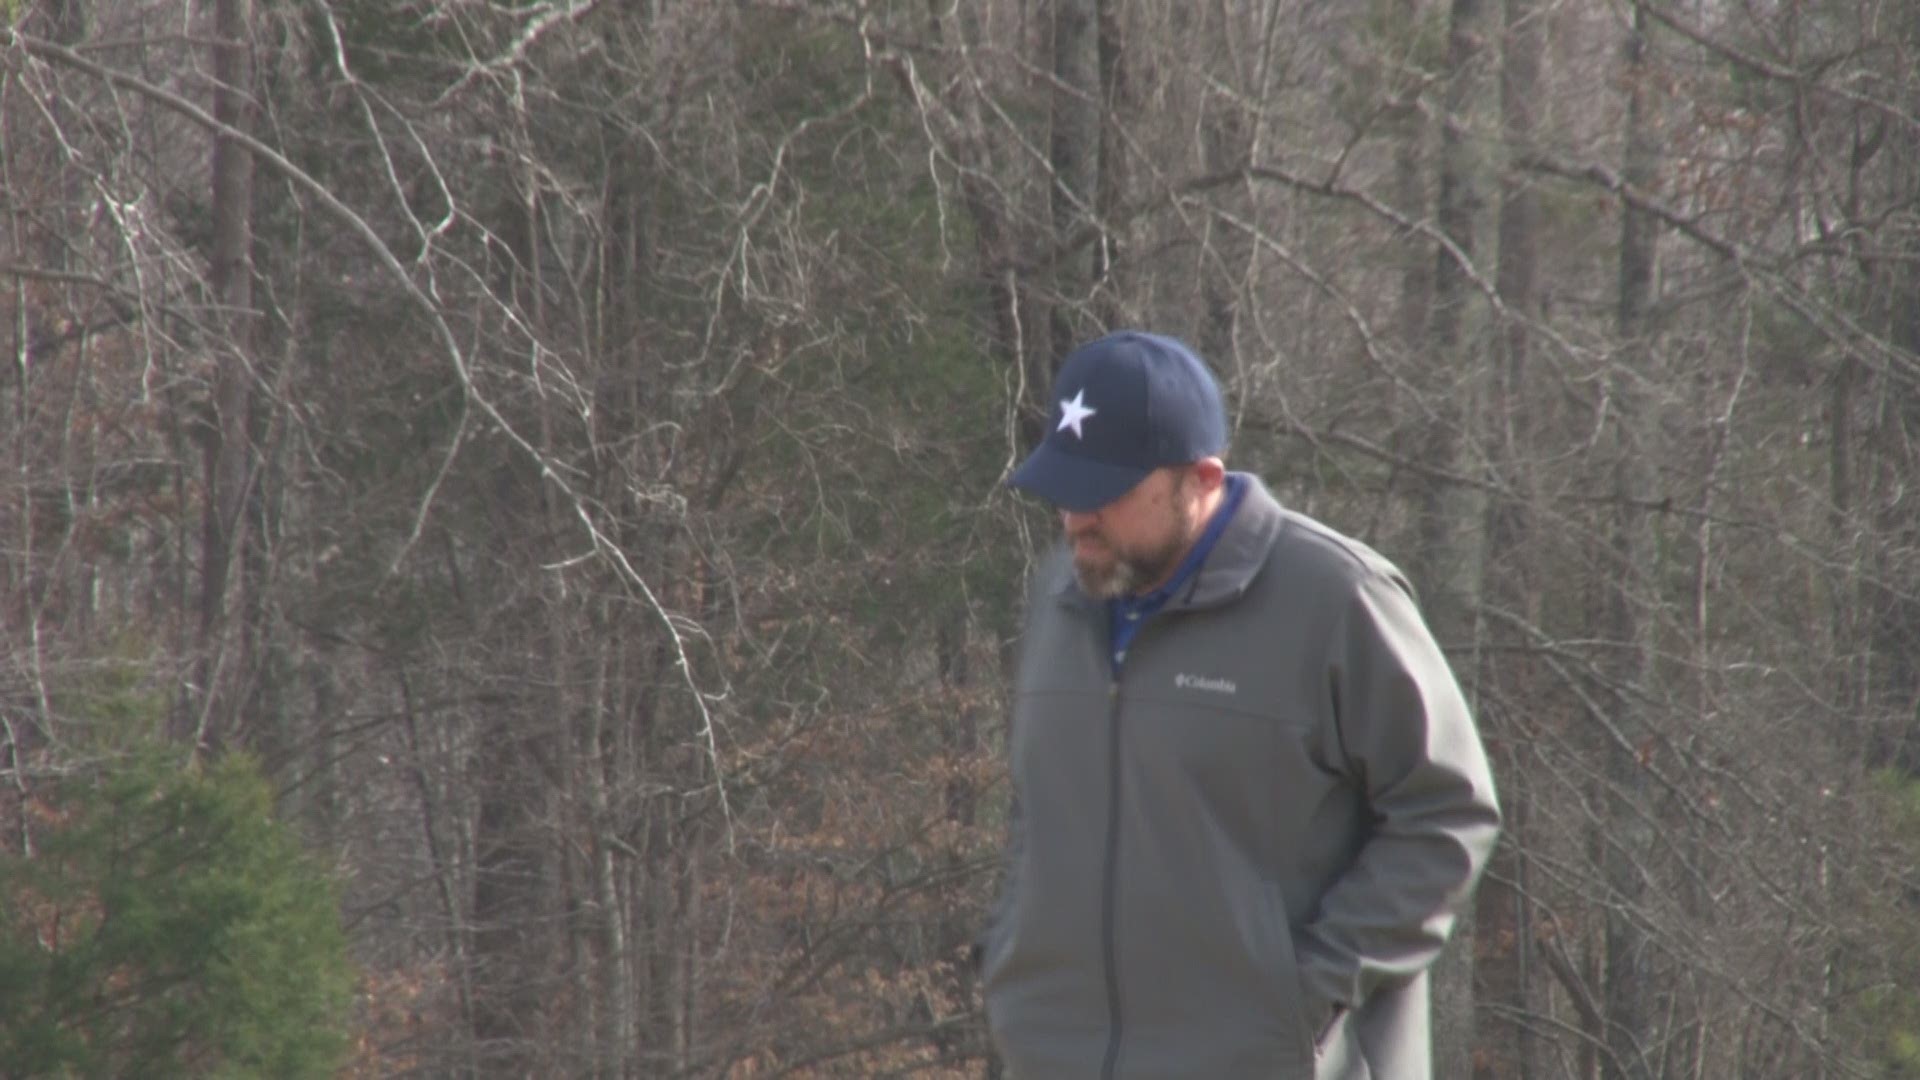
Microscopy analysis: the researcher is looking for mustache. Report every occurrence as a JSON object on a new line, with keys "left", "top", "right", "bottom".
{"left": 1066, "top": 521, "right": 1109, "bottom": 543}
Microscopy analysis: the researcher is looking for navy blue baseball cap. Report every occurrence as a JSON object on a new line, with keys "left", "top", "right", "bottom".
{"left": 1008, "top": 331, "right": 1227, "bottom": 512}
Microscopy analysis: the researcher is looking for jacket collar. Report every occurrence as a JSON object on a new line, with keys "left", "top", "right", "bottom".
{"left": 1053, "top": 471, "right": 1285, "bottom": 612}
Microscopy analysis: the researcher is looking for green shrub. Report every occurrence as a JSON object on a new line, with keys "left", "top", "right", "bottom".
{"left": 0, "top": 747, "right": 354, "bottom": 1078}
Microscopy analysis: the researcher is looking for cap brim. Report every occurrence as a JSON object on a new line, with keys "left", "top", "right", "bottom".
{"left": 1007, "top": 442, "right": 1151, "bottom": 512}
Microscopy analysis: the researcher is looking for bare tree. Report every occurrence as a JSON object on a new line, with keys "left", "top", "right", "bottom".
{"left": 1050, "top": 0, "right": 1103, "bottom": 358}
{"left": 1475, "top": 0, "right": 1548, "bottom": 1074}
{"left": 190, "top": 0, "right": 258, "bottom": 753}
{"left": 1420, "top": 0, "right": 1496, "bottom": 1073}
{"left": 1597, "top": 7, "right": 1659, "bottom": 1077}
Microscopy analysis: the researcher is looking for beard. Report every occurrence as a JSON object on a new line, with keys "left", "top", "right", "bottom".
{"left": 1070, "top": 498, "right": 1194, "bottom": 600}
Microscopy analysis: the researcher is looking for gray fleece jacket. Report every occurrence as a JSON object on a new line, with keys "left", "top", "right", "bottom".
{"left": 982, "top": 475, "right": 1500, "bottom": 1079}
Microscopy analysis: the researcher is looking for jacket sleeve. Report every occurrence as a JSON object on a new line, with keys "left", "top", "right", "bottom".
{"left": 976, "top": 555, "right": 1053, "bottom": 974}
{"left": 974, "top": 787, "right": 1025, "bottom": 974}
{"left": 1293, "top": 565, "right": 1501, "bottom": 1019}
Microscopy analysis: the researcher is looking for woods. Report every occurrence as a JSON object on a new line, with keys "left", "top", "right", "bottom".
{"left": 3, "top": 0, "right": 1919, "bottom": 1076}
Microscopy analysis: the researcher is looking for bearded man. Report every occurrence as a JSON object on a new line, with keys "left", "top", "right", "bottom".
{"left": 979, "top": 330, "right": 1501, "bottom": 1079}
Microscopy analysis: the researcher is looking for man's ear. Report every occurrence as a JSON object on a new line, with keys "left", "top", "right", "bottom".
{"left": 1190, "top": 457, "right": 1227, "bottom": 491}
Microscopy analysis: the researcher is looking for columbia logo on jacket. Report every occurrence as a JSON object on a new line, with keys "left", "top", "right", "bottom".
{"left": 1174, "top": 672, "right": 1237, "bottom": 694}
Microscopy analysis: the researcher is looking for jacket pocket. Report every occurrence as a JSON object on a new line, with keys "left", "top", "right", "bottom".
{"left": 1246, "top": 883, "right": 1316, "bottom": 1070}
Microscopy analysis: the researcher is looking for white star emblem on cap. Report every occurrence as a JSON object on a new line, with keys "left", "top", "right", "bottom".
{"left": 1057, "top": 389, "right": 1097, "bottom": 439}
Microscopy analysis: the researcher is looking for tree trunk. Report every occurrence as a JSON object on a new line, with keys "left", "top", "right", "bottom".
{"left": 469, "top": 713, "right": 548, "bottom": 1076}
{"left": 1863, "top": 8, "right": 1920, "bottom": 777}
{"left": 1048, "top": 0, "right": 1101, "bottom": 357}
{"left": 1421, "top": 0, "right": 1494, "bottom": 1073}
{"left": 590, "top": 624, "right": 634, "bottom": 1079}
{"left": 1477, "top": 0, "right": 1546, "bottom": 1074}
{"left": 1392, "top": 0, "right": 1433, "bottom": 359}
{"left": 468, "top": 179, "right": 557, "bottom": 1077}
{"left": 1601, "top": 8, "right": 1659, "bottom": 1079}
{"left": 1091, "top": 0, "right": 1123, "bottom": 327}
{"left": 1196, "top": 1, "right": 1260, "bottom": 369}
{"left": 192, "top": 0, "right": 257, "bottom": 751}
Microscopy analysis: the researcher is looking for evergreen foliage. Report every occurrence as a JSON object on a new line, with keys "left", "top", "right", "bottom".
{"left": 0, "top": 747, "right": 354, "bottom": 1079}
{"left": 1856, "top": 770, "right": 1920, "bottom": 1077}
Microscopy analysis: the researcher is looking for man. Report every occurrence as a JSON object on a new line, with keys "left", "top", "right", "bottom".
{"left": 980, "top": 331, "right": 1500, "bottom": 1079}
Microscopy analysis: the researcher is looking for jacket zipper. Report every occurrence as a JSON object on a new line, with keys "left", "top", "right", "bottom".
{"left": 1100, "top": 680, "right": 1124, "bottom": 1080}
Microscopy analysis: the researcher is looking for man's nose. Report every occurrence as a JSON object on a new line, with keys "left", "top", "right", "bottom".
{"left": 1061, "top": 508, "right": 1101, "bottom": 534}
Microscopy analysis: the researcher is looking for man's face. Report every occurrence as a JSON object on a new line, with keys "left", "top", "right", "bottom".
{"left": 1061, "top": 468, "right": 1196, "bottom": 599}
